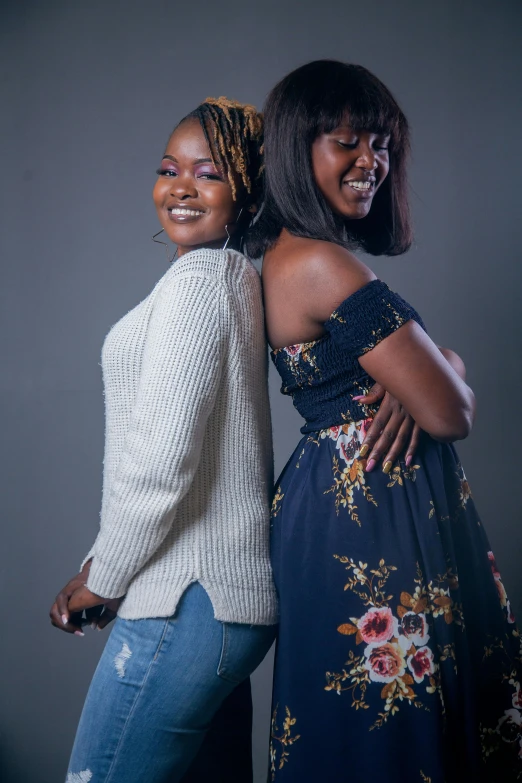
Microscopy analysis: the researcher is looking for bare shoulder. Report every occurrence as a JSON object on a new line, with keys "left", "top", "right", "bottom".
{"left": 263, "top": 233, "right": 376, "bottom": 324}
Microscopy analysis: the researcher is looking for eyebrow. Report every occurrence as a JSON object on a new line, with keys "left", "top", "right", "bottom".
{"left": 162, "top": 155, "right": 214, "bottom": 164}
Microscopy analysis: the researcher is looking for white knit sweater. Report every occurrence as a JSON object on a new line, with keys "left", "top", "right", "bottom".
{"left": 82, "top": 247, "right": 277, "bottom": 625}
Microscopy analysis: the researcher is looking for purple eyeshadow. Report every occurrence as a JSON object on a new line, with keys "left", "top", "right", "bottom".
{"left": 195, "top": 166, "right": 221, "bottom": 177}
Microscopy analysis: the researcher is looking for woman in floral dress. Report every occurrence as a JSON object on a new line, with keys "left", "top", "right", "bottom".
{"left": 248, "top": 60, "right": 522, "bottom": 782}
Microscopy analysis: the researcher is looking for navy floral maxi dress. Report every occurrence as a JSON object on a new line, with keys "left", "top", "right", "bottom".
{"left": 269, "top": 280, "right": 522, "bottom": 783}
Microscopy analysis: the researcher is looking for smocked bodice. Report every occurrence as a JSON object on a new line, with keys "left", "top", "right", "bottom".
{"left": 271, "top": 279, "right": 425, "bottom": 433}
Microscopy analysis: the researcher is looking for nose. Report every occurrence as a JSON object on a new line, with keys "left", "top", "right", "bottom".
{"left": 170, "top": 172, "right": 198, "bottom": 199}
{"left": 355, "top": 144, "right": 377, "bottom": 172}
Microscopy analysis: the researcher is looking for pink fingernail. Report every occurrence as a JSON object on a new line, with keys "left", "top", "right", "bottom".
{"left": 406, "top": 455, "right": 412, "bottom": 466}
{"left": 74, "top": 630, "right": 85, "bottom": 637}
{"left": 353, "top": 396, "right": 365, "bottom": 401}
{"left": 366, "top": 459, "right": 376, "bottom": 472}
{"left": 61, "top": 614, "right": 68, "bottom": 626}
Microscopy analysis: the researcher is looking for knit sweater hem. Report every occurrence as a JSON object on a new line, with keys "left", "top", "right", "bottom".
{"left": 117, "top": 576, "right": 279, "bottom": 625}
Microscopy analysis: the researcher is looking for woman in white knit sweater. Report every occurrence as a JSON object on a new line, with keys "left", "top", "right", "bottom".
{"left": 49, "top": 98, "right": 277, "bottom": 783}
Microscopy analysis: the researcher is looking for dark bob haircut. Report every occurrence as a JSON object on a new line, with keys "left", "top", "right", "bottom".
{"left": 247, "top": 60, "right": 412, "bottom": 258}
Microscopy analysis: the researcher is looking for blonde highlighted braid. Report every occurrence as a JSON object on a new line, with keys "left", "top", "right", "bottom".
{"left": 186, "top": 96, "right": 264, "bottom": 201}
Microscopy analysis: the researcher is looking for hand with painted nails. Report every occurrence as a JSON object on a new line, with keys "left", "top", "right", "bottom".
{"left": 354, "top": 382, "right": 420, "bottom": 474}
{"left": 49, "top": 560, "right": 122, "bottom": 636}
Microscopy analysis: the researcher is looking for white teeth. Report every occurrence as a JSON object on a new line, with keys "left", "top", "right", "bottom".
{"left": 349, "top": 181, "right": 373, "bottom": 190}
{"left": 169, "top": 208, "right": 203, "bottom": 216}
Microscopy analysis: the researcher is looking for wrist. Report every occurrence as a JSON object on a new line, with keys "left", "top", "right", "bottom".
{"left": 81, "top": 558, "right": 93, "bottom": 575}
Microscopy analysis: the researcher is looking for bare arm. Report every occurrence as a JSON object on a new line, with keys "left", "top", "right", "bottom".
{"left": 266, "top": 239, "right": 475, "bottom": 444}
{"left": 359, "top": 323, "right": 475, "bottom": 442}
{"left": 291, "top": 241, "right": 475, "bottom": 443}
{"left": 438, "top": 346, "right": 467, "bottom": 381}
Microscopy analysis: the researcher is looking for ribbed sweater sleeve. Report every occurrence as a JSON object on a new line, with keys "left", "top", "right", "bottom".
{"left": 86, "top": 273, "right": 227, "bottom": 599}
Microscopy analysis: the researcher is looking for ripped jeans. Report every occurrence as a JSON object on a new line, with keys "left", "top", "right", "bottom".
{"left": 66, "top": 582, "right": 276, "bottom": 783}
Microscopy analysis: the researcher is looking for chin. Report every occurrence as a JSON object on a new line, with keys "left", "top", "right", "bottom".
{"left": 163, "top": 227, "right": 199, "bottom": 245}
{"left": 337, "top": 208, "right": 370, "bottom": 221}
{"left": 346, "top": 201, "right": 374, "bottom": 220}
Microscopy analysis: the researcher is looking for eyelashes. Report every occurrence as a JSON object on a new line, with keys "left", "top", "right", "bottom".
{"left": 337, "top": 142, "right": 389, "bottom": 152}
{"left": 198, "top": 172, "right": 224, "bottom": 181}
{"left": 155, "top": 168, "right": 224, "bottom": 181}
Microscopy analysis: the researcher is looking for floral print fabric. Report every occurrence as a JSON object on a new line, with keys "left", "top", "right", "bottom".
{"left": 271, "top": 280, "right": 426, "bottom": 434}
{"left": 269, "top": 422, "right": 521, "bottom": 782}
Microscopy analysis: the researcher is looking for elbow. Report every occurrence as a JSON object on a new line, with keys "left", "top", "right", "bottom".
{"left": 428, "top": 394, "right": 476, "bottom": 443}
{"left": 435, "top": 415, "right": 473, "bottom": 443}
{"left": 455, "top": 402, "right": 475, "bottom": 440}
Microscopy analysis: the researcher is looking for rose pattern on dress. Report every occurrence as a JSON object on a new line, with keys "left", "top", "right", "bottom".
{"left": 364, "top": 642, "right": 406, "bottom": 683}
{"left": 407, "top": 647, "right": 435, "bottom": 684}
{"left": 494, "top": 699, "right": 522, "bottom": 762}
{"left": 479, "top": 636, "right": 522, "bottom": 771}
{"left": 513, "top": 684, "right": 522, "bottom": 710}
{"left": 400, "top": 612, "right": 430, "bottom": 646}
{"left": 325, "top": 558, "right": 454, "bottom": 729}
{"left": 358, "top": 607, "right": 398, "bottom": 645}
{"left": 268, "top": 285, "right": 522, "bottom": 778}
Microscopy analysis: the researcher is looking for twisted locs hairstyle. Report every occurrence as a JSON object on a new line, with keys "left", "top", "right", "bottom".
{"left": 183, "top": 97, "right": 264, "bottom": 203}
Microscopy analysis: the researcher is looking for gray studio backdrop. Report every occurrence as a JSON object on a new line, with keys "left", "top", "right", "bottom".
{"left": 1, "top": 1, "right": 521, "bottom": 781}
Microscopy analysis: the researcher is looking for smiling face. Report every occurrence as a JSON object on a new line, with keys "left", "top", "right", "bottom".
{"left": 153, "top": 117, "right": 243, "bottom": 256}
{"left": 311, "top": 122, "right": 390, "bottom": 220}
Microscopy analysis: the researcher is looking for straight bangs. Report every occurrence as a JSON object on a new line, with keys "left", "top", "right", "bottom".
{"left": 317, "top": 65, "right": 403, "bottom": 143}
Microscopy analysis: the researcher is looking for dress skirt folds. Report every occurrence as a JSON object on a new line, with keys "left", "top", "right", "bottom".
{"left": 269, "top": 424, "right": 521, "bottom": 782}
{"left": 268, "top": 281, "right": 522, "bottom": 782}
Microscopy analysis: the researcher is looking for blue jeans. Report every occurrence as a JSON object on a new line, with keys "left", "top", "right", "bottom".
{"left": 66, "top": 582, "right": 276, "bottom": 782}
